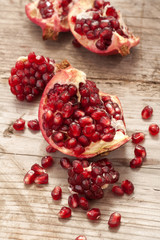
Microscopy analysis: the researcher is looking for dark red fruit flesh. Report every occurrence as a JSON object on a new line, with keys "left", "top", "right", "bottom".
{"left": 41, "top": 156, "right": 54, "bottom": 168}
{"left": 68, "top": 194, "right": 79, "bottom": 208}
{"left": 134, "top": 145, "right": 146, "bottom": 158}
{"left": 58, "top": 207, "right": 71, "bottom": 219}
{"left": 51, "top": 186, "right": 62, "bottom": 200}
{"left": 79, "top": 197, "right": 89, "bottom": 210}
{"left": 28, "top": 119, "right": 40, "bottom": 131}
{"left": 87, "top": 208, "right": 101, "bottom": 220}
{"left": 35, "top": 173, "right": 48, "bottom": 184}
{"left": 24, "top": 170, "right": 36, "bottom": 184}
{"left": 13, "top": 118, "right": 25, "bottom": 131}
{"left": 31, "top": 163, "right": 46, "bottom": 175}
{"left": 149, "top": 124, "right": 159, "bottom": 136}
{"left": 132, "top": 132, "right": 145, "bottom": 144}
{"left": 112, "top": 185, "right": 124, "bottom": 196}
{"left": 108, "top": 212, "right": 121, "bottom": 228}
{"left": 130, "top": 157, "right": 143, "bottom": 168}
{"left": 121, "top": 180, "right": 134, "bottom": 195}
{"left": 141, "top": 106, "right": 153, "bottom": 119}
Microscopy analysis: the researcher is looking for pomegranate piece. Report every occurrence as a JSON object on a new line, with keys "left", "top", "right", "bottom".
{"left": 68, "top": 0, "right": 139, "bottom": 56}
{"left": 25, "top": 0, "right": 76, "bottom": 40}
{"left": 24, "top": 170, "right": 36, "bottom": 184}
{"left": 51, "top": 186, "right": 62, "bottom": 200}
{"left": 132, "top": 132, "right": 145, "bottom": 144}
{"left": 41, "top": 156, "right": 54, "bottom": 168}
{"left": 141, "top": 105, "right": 153, "bottom": 119}
{"left": 28, "top": 119, "right": 40, "bottom": 131}
{"left": 13, "top": 118, "right": 25, "bottom": 131}
{"left": 112, "top": 185, "right": 124, "bottom": 196}
{"left": 79, "top": 197, "right": 89, "bottom": 210}
{"left": 73, "top": 160, "right": 83, "bottom": 173}
{"left": 38, "top": 64, "right": 130, "bottom": 158}
{"left": 35, "top": 173, "right": 49, "bottom": 184}
{"left": 58, "top": 207, "right": 71, "bottom": 219}
{"left": 87, "top": 208, "right": 101, "bottom": 220}
{"left": 68, "top": 194, "right": 79, "bottom": 208}
{"left": 134, "top": 145, "right": 146, "bottom": 158}
{"left": 75, "top": 236, "right": 87, "bottom": 240}
{"left": 31, "top": 163, "right": 46, "bottom": 175}
{"left": 60, "top": 157, "right": 72, "bottom": 169}
{"left": 108, "top": 212, "right": 121, "bottom": 228}
{"left": 46, "top": 145, "right": 57, "bottom": 153}
{"left": 149, "top": 124, "right": 159, "bottom": 136}
{"left": 8, "top": 52, "right": 55, "bottom": 102}
{"left": 130, "top": 157, "right": 143, "bottom": 168}
{"left": 121, "top": 180, "right": 134, "bottom": 195}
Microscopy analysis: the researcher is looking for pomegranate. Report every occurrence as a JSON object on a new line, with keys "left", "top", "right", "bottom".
{"left": 79, "top": 196, "right": 89, "bottom": 210}
{"left": 25, "top": 0, "right": 76, "bottom": 40}
{"left": 134, "top": 145, "right": 146, "bottom": 158}
{"left": 41, "top": 155, "right": 54, "bottom": 168}
{"left": 149, "top": 124, "right": 159, "bottom": 136}
{"left": 87, "top": 208, "right": 101, "bottom": 220}
{"left": 35, "top": 173, "right": 49, "bottom": 184}
{"left": 46, "top": 144, "right": 57, "bottom": 152}
{"left": 58, "top": 206, "right": 72, "bottom": 218}
{"left": 132, "top": 132, "right": 145, "bottom": 144}
{"left": 68, "top": 194, "right": 79, "bottom": 208}
{"left": 38, "top": 63, "right": 130, "bottom": 158}
{"left": 112, "top": 185, "right": 124, "bottom": 196}
{"left": 68, "top": 159, "right": 119, "bottom": 200}
{"left": 8, "top": 52, "right": 55, "bottom": 102}
{"left": 130, "top": 157, "right": 142, "bottom": 168}
{"left": 13, "top": 118, "right": 25, "bottom": 131}
{"left": 28, "top": 119, "right": 40, "bottom": 131}
{"left": 51, "top": 186, "right": 62, "bottom": 200}
{"left": 68, "top": 0, "right": 139, "bottom": 56}
{"left": 108, "top": 212, "right": 121, "bottom": 228}
{"left": 24, "top": 170, "right": 36, "bottom": 184}
{"left": 60, "top": 157, "right": 72, "bottom": 169}
{"left": 141, "top": 105, "right": 153, "bottom": 119}
{"left": 121, "top": 180, "right": 134, "bottom": 195}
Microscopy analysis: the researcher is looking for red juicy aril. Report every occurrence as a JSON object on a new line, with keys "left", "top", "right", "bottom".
{"left": 67, "top": 159, "right": 119, "bottom": 200}
{"left": 8, "top": 52, "right": 55, "bottom": 102}
{"left": 68, "top": 0, "right": 139, "bottom": 56}
{"left": 38, "top": 63, "right": 130, "bottom": 158}
{"left": 25, "top": 0, "right": 76, "bottom": 40}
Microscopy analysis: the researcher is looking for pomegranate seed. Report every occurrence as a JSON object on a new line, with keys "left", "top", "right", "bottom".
{"left": 24, "top": 170, "right": 36, "bottom": 184}
{"left": 108, "top": 212, "right": 121, "bottom": 228}
{"left": 68, "top": 194, "right": 79, "bottom": 208}
{"left": 46, "top": 145, "right": 57, "bottom": 153}
{"left": 134, "top": 145, "right": 146, "bottom": 158}
{"left": 28, "top": 119, "right": 40, "bottom": 131}
{"left": 112, "top": 186, "right": 124, "bottom": 196}
{"left": 31, "top": 163, "right": 46, "bottom": 175}
{"left": 60, "top": 157, "right": 72, "bottom": 169}
{"left": 13, "top": 118, "right": 25, "bottom": 131}
{"left": 75, "top": 236, "right": 87, "bottom": 240}
{"left": 79, "top": 197, "right": 89, "bottom": 210}
{"left": 74, "top": 144, "right": 85, "bottom": 155}
{"left": 83, "top": 124, "right": 95, "bottom": 137}
{"left": 99, "top": 116, "right": 111, "bottom": 127}
{"left": 35, "top": 173, "right": 48, "bottom": 184}
{"left": 87, "top": 208, "right": 101, "bottom": 220}
{"left": 72, "top": 38, "right": 81, "bottom": 48}
{"left": 58, "top": 207, "right": 71, "bottom": 219}
{"left": 41, "top": 156, "right": 54, "bottom": 168}
{"left": 132, "top": 132, "right": 145, "bottom": 144}
{"left": 51, "top": 186, "right": 62, "bottom": 200}
{"left": 79, "top": 116, "right": 93, "bottom": 127}
{"left": 141, "top": 105, "right": 153, "bottom": 119}
{"left": 130, "top": 157, "right": 143, "bottom": 168}
{"left": 66, "top": 138, "right": 78, "bottom": 148}
{"left": 51, "top": 131, "right": 65, "bottom": 142}
{"left": 149, "top": 124, "right": 159, "bottom": 136}
{"left": 69, "top": 122, "right": 81, "bottom": 137}
{"left": 121, "top": 180, "right": 134, "bottom": 195}
{"left": 78, "top": 135, "right": 90, "bottom": 147}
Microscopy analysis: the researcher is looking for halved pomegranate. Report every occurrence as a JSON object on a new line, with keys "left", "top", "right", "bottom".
{"left": 68, "top": 0, "right": 140, "bottom": 56}
{"left": 38, "top": 62, "right": 130, "bottom": 158}
{"left": 25, "top": 0, "right": 76, "bottom": 40}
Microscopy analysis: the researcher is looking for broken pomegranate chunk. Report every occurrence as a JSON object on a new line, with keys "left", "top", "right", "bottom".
{"left": 13, "top": 118, "right": 25, "bottom": 131}
{"left": 58, "top": 206, "right": 72, "bottom": 219}
{"left": 149, "top": 124, "right": 159, "bottom": 136}
{"left": 87, "top": 208, "right": 101, "bottom": 220}
{"left": 51, "top": 186, "right": 62, "bottom": 200}
{"left": 24, "top": 170, "right": 36, "bottom": 184}
{"left": 121, "top": 180, "right": 134, "bottom": 195}
{"left": 141, "top": 105, "right": 153, "bottom": 119}
{"left": 132, "top": 132, "right": 145, "bottom": 144}
{"left": 28, "top": 119, "right": 40, "bottom": 131}
{"left": 108, "top": 212, "right": 121, "bottom": 228}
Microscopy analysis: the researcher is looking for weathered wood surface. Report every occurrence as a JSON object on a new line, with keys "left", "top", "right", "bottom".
{"left": 0, "top": 0, "right": 160, "bottom": 239}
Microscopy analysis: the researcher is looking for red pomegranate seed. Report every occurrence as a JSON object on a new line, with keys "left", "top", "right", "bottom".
{"left": 51, "top": 131, "right": 65, "bottom": 142}
{"left": 13, "top": 118, "right": 25, "bottom": 131}
{"left": 130, "top": 157, "right": 143, "bottom": 168}
{"left": 75, "top": 236, "right": 87, "bottom": 240}
{"left": 79, "top": 116, "right": 93, "bottom": 127}
{"left": 79, "top": 197, "right": 89, "bottom": 210}
{"left": 46, "top": 145, "right": 57, "bottom": 153}
{"left": 132, "top": 132, "right": 145, "bottom": 144}
{"left": 41, "top": 156, "right": 54, "bottom": 168}
{"left": 60, "top": 157, "right": 72, "bottom": 169}
{"left": 78, "top": 135, "right": 90, "bottom": 147}
{"left": 87, "top": 208, "right": 101, "bottom": 220}
{"left": 72, "top": 38, "right": 81, "bottom": 48}
{"left": 31, "top": 163, "right": 46, "bottom": 175}
{"left": 35, "top": 173, "right": 48, "bottom": 184}
{"left": 66, "top": 138, "right": 78, "bottom": 149}
{"left": 112, "top": 186, "right": 124, "bottom": 196}
{"left": 141, "top": 105, "right": 153, "bottom": 119}
{"left": 134, "top": 145, "right": 146, "bottom": 158}
{"left": 83, "top": 124, "right": 95, "bottom": 137}
{"left": 73, "top": 144, "right": 85, "bottom": 155}
{"left": 68, "top": 194, "right": 79, "bottom": 208}
{"left": 69, "top": 122, "right": 81, "bottom": 137}
{"left": 149, "top": 124, "right": 159, "bottom": 136}
{"left": 24, "top": 170, "right": 36, "bottom": 184}
{"left": 121, "top": 180, "right": 134, "bottom": 195}
{"left": 51, "top": 186, "right": 62, "bottom": 200}
{"left": 108, "top": 212, "right": 121, "bottom": 228}
{"left": 58, "top": 207, "right": 71, "bottom": 219}
{"left": 28, "top": 119, "right": 40, "bottom": 131}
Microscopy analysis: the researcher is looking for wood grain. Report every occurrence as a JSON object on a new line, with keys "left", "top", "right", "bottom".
{"left": 0, "top": 0, "right": 160, "bottom": 239}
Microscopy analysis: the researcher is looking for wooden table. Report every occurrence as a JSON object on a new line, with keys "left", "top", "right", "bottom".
{"left": 0, "top": 0, "right": 160, "bottom": 239}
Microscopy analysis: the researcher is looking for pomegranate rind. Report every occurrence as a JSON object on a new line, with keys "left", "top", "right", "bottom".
{"left": 25, "top": 0, "right": 72, "bottom": 40}
{"left": 39, "top": 65, "right": 130, "bottom": 158}
{"left": 68, "top": 0, "right": 140, "bottom": 56}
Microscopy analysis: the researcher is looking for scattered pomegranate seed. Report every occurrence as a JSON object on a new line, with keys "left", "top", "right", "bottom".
{"left": 141, "top": 105, "right": 153, "bottom": 119}
{"left": 73, "top": 160, "right": 83, "bottom": 173}
{"left": 130, "top": 157, "right": 143, "bottom": 168}
{"left": 60, "top": 157, "right": 72, "bottom": 169}
{"left": 68, "top": 194, "right": 79, "bottom": 208}
{"left": 58, "top": 207, "right": 72, "bottom": 219}
{"left": 134, "top": 145, "right": 146, "bottom": 158}
{"left": 46, "top": 145, "right": 57, "bottom": 153}
{"left": 72, "top": 38, "right": 81, "bottom": 48}
{"left": 112, "top": 185, "right": 124, "bottom": 196}
{"left": 132, "top": 132, "right": 145, "bottom": 144}
{"left": 13, "top": 118, "right": 25, "bottom": 131}
{"left": 149, "top": 124, "right": 159, "bottom": 136}
{"left": 24, "top": 170, "right": 36, "bottom": 184}
{"left": 31, "top": 163, "right": 46, "bottom": 175}
{"left": 35, "top": 173, "right": 48, "bottom": 184}
{"left": 121, "top": 180, "right": 134, "bottom": 195}
{"left": 51, "top": 186, "right": 62, "bottom": 200}
{"left": 27, "top": 119, "right": 40, "bottom": 131}
{"left": 75, "top": 236, "right": 87, "bottom": 240}
{"left": 79, "top": 197, "right": 89, "bottom": 210}
{"left": 87, "top": 208, "right": 101, "bottom": 220}
{"left": 108, "top": 212, "right": 121, "bottom": 228}
{"left": 41, "top": 156, "right": 54, "bottom": 168}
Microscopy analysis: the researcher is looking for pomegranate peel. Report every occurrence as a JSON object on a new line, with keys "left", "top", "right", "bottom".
{"left": 39, "top": 63, "right": 130, "bottom": 158}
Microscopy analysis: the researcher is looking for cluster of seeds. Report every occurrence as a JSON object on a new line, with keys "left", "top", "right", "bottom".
{"left": 42, "top": 80, "right": 124, "bottom": 156}
{"left": 73, "top": 0, "right": 128, "bottom": 51}
{"left": 38, "top": 0, "right": 54, "bottom": 19}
